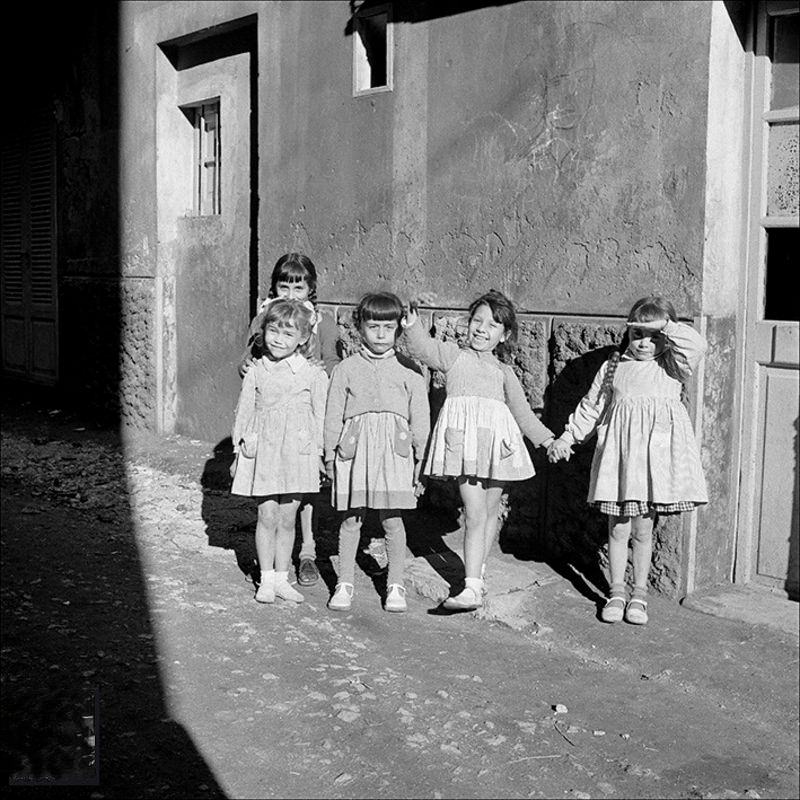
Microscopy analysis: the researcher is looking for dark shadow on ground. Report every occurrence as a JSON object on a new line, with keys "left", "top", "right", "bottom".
{"left": 1, "top": 3, "right": 225, "bottom": 792}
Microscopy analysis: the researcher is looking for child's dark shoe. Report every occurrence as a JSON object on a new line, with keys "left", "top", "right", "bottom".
{"left": 297, "top": 557, "right": 320, "bottom": 586}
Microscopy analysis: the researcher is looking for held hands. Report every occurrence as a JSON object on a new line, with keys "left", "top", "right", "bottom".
{"left": 325, "top": 460, "right": 335, "bottom": 482}
{"left": 547, "top": 436, "right": 574, "bottom": 464}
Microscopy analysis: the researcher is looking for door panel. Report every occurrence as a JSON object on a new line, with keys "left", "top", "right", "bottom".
{"left": 172, "top": 53, "right": 251, "bottom": 442}
{"left": 737, "top": 2, "right": 799, "bottom": 598}
{"left": 0, "top": 118, "right": 58, "bottom": 384}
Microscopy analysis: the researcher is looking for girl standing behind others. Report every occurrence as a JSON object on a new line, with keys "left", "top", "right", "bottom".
{"left": 231, "top": 299, "right": 329, "bottom": 605}
{"left": 324, "top": 292, "right": 430, "bottom": 613}
{"left": 402, "top": 290, "right": 556, "bottom": 611}
{"left": 239, "top": 253, "right": 341, "bottom": 588}
{"left": 548, "top": 296, "right": 708, "bottom": 626}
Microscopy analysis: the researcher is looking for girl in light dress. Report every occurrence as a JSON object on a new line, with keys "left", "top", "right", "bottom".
{"left": 239, "top": 253, "right": 340, "bottom": 588}
{"left": 549, "top": 296, "right": 708, "bottom": 625}
{"left": 231, "top": 299, "right": 328, "bottom": 604}
{"left": 402, "top": 290, "right": 556, "bottom": 611}
{"left": 324, "top": 292, "right": 430, "bottom": 613}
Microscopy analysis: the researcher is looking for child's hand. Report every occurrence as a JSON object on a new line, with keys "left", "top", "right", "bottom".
{"left": 548, "top": 437, "right": 573, "bottom": 463}
{"left": 413, "top": 461, "right": 425, "bottom": 498}
{"left": 308, "top": 355, "right": 324, "bottom": 370}
{"left": 402, "top": 300, "right": 420, "bottom": 329}
{"left": 325, "top": 460, "right": 335, "bottom": 482}
{"left": 238, "top": 357, "right": 256, "bottom": 378}
{"left": 229, "top": 454, "right": 238, "bottom": 479}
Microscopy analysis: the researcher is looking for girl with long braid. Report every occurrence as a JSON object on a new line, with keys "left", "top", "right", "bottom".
{"left": 548, "top": 296, "right": 708, "bottom": 625}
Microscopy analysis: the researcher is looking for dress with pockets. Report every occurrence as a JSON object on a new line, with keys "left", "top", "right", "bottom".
{"left": 402, "top": 320, "right": 555, "bottom": 482}
{"left": 231, "top": 353, "right": 328, "bottom": 497}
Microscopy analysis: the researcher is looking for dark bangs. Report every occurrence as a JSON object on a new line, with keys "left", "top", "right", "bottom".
{"left": 270, "top": 253, "right": 318, "bottom": 300}
{"left": 627, "top": 296, "right": 677, "bottom": 324}
{"left": 354, "top": 292, "right": 404, "bottom": 327}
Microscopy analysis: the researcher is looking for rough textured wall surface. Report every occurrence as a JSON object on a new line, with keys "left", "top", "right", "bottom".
{"left": 693, "top": 316, "right": 738, "bottom": 588}
{"left": 261, "top": 1, "right": 711, "bottom": 322}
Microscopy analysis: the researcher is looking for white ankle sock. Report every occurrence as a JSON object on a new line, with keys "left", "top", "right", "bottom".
{"left": 275, "top": 570, "right": 291, "bottom": 585}
{"left": 465, "top": 577, "right": 483, "bottom": 593}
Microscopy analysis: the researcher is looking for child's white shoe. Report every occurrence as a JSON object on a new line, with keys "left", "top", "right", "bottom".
{"left": 385, "top": 583, "right": 407, "bottom": 613}
{"left": 442, "top": 583, "right": 483, "bottom": 611}
{"left": 255, "top": 570, "right": 275, "bottom": 604}
{"left": 625, "top": 598, "right": 648, "bottom": 625}
{"left": 328, "top": 582, "right": 354, "bottom": 611}
{"left": 600, "top": 595, "right": 626, "bottom": 623}
{"left": 275, "top": 580, "right": 304, "bottom": 603}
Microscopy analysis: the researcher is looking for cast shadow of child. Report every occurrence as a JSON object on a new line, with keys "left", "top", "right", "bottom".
{"left": 500, "top": 344, "right": 616, "bottom": 615}
{"left": 200, "top": 437, "right": 260, "bottom": 585}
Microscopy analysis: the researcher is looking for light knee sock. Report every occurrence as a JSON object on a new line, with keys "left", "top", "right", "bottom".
{"left": 337, "top": 517, "right": 361, "bottom": 584}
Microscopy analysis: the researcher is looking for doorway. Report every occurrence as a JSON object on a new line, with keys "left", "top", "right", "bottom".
{"left": 736, "top": 1, "right": 799, "bottom": 600}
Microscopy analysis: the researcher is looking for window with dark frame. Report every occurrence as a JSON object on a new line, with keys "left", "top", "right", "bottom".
{"left": 763, "top": 5, "right": 798, "bottom": 321}
{"left": 185, "top": 100, "right": 221, "bottom": 216}
{"left": 353, "top": 4, "right": 392, "bottom": 95}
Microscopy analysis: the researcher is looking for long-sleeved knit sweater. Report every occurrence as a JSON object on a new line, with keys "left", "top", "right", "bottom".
{"left": 402, "top": 318, "right": 554, "bottom": 448}
{"left": 323, "top": 348, "right": 430, "bottom": 463}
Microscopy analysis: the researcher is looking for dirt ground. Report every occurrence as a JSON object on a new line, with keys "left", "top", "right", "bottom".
{"left": 1, "top": 399, "right": 798, "bottom": 799}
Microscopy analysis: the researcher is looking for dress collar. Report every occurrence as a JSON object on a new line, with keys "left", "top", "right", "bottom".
{"left": 261, "top": 352, "right": 306, "bottom": 373}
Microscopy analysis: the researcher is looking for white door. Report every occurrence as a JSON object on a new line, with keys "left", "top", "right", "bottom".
{"left": 736, "top": 1, "right": 799, "bottom": 599}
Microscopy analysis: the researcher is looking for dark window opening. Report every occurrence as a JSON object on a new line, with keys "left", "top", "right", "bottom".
{"left": 764, "top": 228, "right": 799, "bottom": 321}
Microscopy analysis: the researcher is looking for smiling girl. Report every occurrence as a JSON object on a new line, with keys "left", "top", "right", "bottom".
{"left": 230, "top": 299, "right": 328, "bottom": 605}
{"left": 402, "top": 290, "right": 556, "bottom": 610}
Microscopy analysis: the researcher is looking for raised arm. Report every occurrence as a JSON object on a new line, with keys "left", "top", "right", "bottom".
{"left": 401, "top": 315, "right": 461, "bottom": 373}
{"left": 662, "top": 319, "right": 708, "bottom": 377}
{"left": 502, "top": 367, "right": 555, "bottom": 448}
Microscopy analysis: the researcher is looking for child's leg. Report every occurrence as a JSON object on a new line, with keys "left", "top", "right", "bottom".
{"left": 273, "top": 494, "right": 303, "bottom": 573}
{"left": 459, "top": 478, "right": 489, "bottom": 581}
{"left": 297, "top": 497, "right": 320, "bottom": 586}
{"left": 607, "top": 515, "right": 632, "bottom": 592}
{"left": 380, "top": 510, "right": 408, "bottom": 612}
{"left": 274, "top": 494, "right": 304, "bottom": 602}
{"left": 629, "top": 513, "right": 654, "bottom": 593}
{"left": 337, "top": 510, "right": 364, "bottom": 585}
{"left": 379, "top": 510, "right": 407, "bottom": 588}
{"left": 255, "top": 497, "right": 279, "bottom": 602}
{"left": 601, "top": 514, "right": 631, "bottom": 622}
{"left": 624, "top": 513, "right": 654, "bottom": 624}
{"left": 480, "top": 482, "right": 505, "bottom": 578}
{"left": 298, "top": 499, "right": 316, "bottom": 560}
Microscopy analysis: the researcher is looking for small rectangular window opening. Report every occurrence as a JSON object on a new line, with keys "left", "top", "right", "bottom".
{"left": 182, "top": 99, "right": 221, "bottom": 215}
{"left": 764, "top": 228, "right": 799, "bottom": 321}
{"left": 353, "top": 4, "right": 392, "bottom": 95}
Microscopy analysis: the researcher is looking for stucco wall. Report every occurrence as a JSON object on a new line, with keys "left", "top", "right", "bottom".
{"left": 116, "top": 1, "right": 722, "bottom": 596}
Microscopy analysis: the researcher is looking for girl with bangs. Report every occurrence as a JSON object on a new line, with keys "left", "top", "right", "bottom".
{"left": 231, "top": 299, "right": 329, "bottom": 605}
{"left": 324, "top": 292, "right": 430, "bottom": 613}
{"left": 239, "top": 253, "right": 341, "bottom": 588}
{"left": 549, "top": 296, "right": 709, "bottom": 626}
